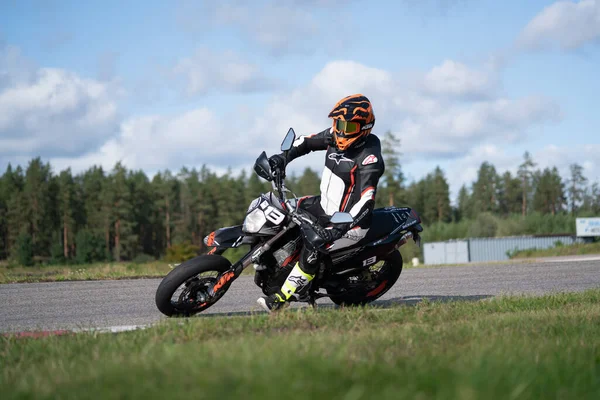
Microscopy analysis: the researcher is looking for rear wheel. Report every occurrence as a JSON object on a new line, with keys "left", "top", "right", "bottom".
{"left": 155, "top": 255, "right": 232, "bottom": 317}
{"left": 328, "top": 250, "right": 403, "bottom": 306}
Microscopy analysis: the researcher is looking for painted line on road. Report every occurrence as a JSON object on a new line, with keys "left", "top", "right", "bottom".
{"left": 541, "top": 256, "right": 600, "bottom": 263}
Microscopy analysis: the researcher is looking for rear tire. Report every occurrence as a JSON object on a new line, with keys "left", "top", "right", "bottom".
{"left": 155, "top": 255, "right": 232, "bottom": 317}
{"left": 328, "top": 250, "right": 403, "bottom": 306}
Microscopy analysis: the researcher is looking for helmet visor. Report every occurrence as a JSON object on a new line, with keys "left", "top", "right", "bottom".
{"left": 334, "top": 119, "right": 360, "bottom": 135}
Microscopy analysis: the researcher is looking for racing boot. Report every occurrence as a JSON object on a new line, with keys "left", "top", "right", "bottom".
{"left": 257, "top": 262, "right": 314, "bottom": 313}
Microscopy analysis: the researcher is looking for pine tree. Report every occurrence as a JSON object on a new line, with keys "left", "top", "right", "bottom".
{"left": 567, "top": 163, "right": 587, "bottom": 216}
{"left": 457, "top": 185, "right": 471, "bottom": 221}
{"left": 381, "top": 131, "right": 405, "bottom": 206}
{"left": 431, "top": 167, "right": 451, "bottom": 223}
{"left": 247, "top": 170, "right": 270, "bottom": 198}
{"left": 80, "top": 166, "right": 108, "bottom": 260}
{"left": 214, "top": 169, "right": 239, "bottom": 228}
{"left": 517, "top": 152, "right": 536, "bottom": 217}
{"left": 406, "top": 180, "right": 427, "bottom": 221}
{"left": 296, "top": 168, "right": 320, "bottom": 197}
{"left": 152, "top": 170, "right": 178, "bottom": 250}
{"left": 5, "top": 166, "right": 27, "bottom": 257}
{"left": 106, "top": 163, "right": 136, "bottom": 261}
{"left": 497, "top": 171, "right": 521, "bottom": 215}
{"left": 14, "top": 232, "right": 34, "bottom": 266}
{"left": 129, "top": 169, "right": 155, "bottom": 256}
{"left": 23, "top": 158, "right": 53, "bottom": 257}
{"left": 415, "top": 167, "right": 451, "bottom": 224}
{"left": 472, "top": 162, "right": 499, "bottom": 213}
{"left": 57, "top": 168, "right": 76, "bottom": 259}
{"left": 0, "top": 164, "right": 17, "bottom": 259}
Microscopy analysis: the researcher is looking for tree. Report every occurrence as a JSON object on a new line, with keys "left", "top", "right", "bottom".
{"left": 5, "top": 166, "right": 27, "bottom": 257}
{"left": 380, "top": 131, "right": 405, "bottom": 206}
{"left": 582, "top": 182, "right": 600, "bottom": 215}
{"left": 14, "top": 232, "right": 33, "bottom": 266}
{"left": 497, "top": 171, "right": 522, "bottom": 216}
{"left": 418, "top": 167, "right": 451, "bottom": 223}
{"left": 517, "top": 152, "right": 536, "bottom": 217}
{"left": 430, "top": 167, "right": 451, "bottom": 223}
{"left": 567, "top": 163, "right": 587, "bottom": 216}
{"left": 456, "top": 185, "right": 471, "bottom": 221}
{"left": 106, "top": 163, "right": 136, "bottom": 261}
{"left": 79, "top": 166, "right": 108, "bottom": 260}
{"left": 178, "top": 168, "right": 204, "bottom": 247}
{"left": 152, "top": 170, "right": 178, "bottom": 250}
{"left": 533, "top": 167, "right": 565, "bottom": 215}
{"left": 405, "top": 180, "right": 426, "bottom": 221}
{"left": 472, "top": 162, "right": 499, "bottom": 213}
{"left": 295, "top": 168, "right": 320, "bottom": 197}
{"left": 0, "top": 164, "right": 24, "bottom": 259}
{"left": 129, "top": 169, "right": 155, "bottom": 256}
{"left": 23, "top": 158, "right": 53, "bottom": 257}
{"left": 57, "top": 168, "right": 77, "bottom": 259}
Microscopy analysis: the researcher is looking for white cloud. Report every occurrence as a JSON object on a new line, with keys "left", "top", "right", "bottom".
{"left": 422, "top": 60, "right": 497, "bottom": 99}
{"left": 534, "top": 144, "right": 600, "bottom": 183}
{"left": 48, "top": 58, "right": 562, "bottom": 182}
{"left": 0, "top": 45, "right": 36, "bottom": 89}
{"left": 519, "top": 0, "right": 600, "bottom": 50}
{"left": 172, "top": 48, "right": 275, "bottom": 96}
{"left": 398, "top": 96, "right": 561, "bottom": 157}
{"left": 176, "top": 0, "right": 352, "bottom": 56}
{"left": 3, "top": 53, "right": 566, "bottom": 201}
{"left": 0, "top": 46, "right": 120, "bottom": 159}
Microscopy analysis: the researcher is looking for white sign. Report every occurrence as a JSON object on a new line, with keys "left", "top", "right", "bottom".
{"left": 576, "top": 218, "right": 600, "bottom": 237}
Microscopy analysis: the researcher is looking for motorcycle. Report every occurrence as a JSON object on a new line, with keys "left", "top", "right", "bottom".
{"left": 155, "top": 128, "right": 423, "bottom": 316}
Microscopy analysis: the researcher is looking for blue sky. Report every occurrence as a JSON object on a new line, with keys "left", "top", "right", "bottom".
{"left": 1, "top": 0, "right": 599, "bottom": 201}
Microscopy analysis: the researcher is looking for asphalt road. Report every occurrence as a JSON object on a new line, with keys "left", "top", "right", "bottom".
{"left": 1, "top": 259, "right": 599, "bottom": 333}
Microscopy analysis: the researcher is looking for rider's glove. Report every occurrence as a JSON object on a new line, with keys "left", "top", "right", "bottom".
{"left": 268, "top": 153, "right": 286, "bottom": 170}
{"left": 312, "top": 224, "right": 344, "bottom": 244}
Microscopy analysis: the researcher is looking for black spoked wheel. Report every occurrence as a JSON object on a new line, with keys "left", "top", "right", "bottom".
{"left": 328, "top": 250, "right": 403, "bottom": 306}
{"left": 155, "top": 255, "right": 232, "bottom": 317}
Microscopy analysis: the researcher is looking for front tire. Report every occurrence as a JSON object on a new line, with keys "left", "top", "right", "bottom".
{"left": 155, "top": 255, "right": 232, "bottom": 317}
{"left": 328, "top": 250, "right": 403, "bottom": 306}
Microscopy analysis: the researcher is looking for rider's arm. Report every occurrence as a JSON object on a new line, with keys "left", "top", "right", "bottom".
{"left": 284, "top": 127, "right": 332, "bottom": 163}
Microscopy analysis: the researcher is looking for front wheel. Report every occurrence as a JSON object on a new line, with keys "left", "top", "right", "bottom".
{"left": 155, "top": 255, "right": 233, "bottom": 317}
{"left": 328, "top": 250, "right": 403, "bottom": 306}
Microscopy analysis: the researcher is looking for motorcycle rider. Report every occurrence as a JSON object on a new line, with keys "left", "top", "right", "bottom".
{"left": 257, "top": 94, "right": 385, "bottom": 312}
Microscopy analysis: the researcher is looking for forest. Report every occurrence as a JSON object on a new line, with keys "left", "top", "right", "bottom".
{"left": 0, "top": 132, "right": 598, "bottom": 266}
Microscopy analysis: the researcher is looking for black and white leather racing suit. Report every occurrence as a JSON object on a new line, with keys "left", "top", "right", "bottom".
{"left": 284, "top": 127, "right": 385, "bottom": 254}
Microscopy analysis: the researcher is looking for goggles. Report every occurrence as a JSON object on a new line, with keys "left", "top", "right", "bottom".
{"left": 333, "top": 119, "right": 373, "bottom": 135}
{"left": 334, "top": 119, "right": 360, "bottom": 135}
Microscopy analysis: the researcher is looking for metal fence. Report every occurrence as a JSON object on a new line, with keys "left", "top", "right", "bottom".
{"left": 424, "top": 235, "right": 583, "bottom": 265}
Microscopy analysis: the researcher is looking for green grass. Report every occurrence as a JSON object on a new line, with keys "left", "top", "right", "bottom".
{"left": 510, "top": 241, "right": 600, "bottom": 259}
{"left": 2, "top": 289, "right": 599, "bottom": 399}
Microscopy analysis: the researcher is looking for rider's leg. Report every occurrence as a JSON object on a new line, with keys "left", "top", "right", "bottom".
{"left": 257, "top": 246, "right": 321, "bottom": 312}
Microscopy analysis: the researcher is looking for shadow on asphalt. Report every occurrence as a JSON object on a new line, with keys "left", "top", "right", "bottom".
{"left": 192, "top": 294, "right": 493, "bottom": 319}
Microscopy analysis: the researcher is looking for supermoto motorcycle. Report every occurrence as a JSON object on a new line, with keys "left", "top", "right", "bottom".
{"left": 155, "top": 128, "right": 423, "bottom": 316}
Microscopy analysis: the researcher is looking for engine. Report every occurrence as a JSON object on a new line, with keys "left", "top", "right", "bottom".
{"left": 253, "top": 230, "right": 303, "bottom": 296}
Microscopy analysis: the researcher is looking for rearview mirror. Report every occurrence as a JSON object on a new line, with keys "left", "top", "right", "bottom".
{"left": 330, "top": 212, "right": 353, "bottom": 224}
{"left": 281, "top": 128, "right": 296, "bottom": 151}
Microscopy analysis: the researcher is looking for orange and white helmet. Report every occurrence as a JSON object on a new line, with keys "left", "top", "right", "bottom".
{"left": 328, "top": 94, "right": 375, "bottom": 151}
